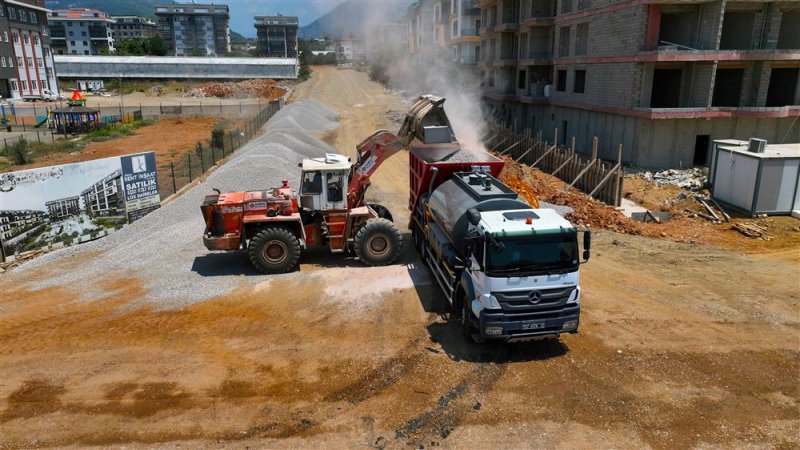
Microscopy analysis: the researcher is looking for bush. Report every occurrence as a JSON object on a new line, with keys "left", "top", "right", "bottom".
{"left": 211, "top": 125, "right": 225, "bottom": 150}
{"left": 10, "top": 137, "right": 30, "bottom": 164}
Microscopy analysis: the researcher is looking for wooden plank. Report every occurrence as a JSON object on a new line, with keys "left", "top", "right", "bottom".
{"left": 531, "top": 144, "right": 557, "bottom": 168}
{"left": 551, "top": 153, "right": 576, "bottom": 178}
{"left": 589, "top": 162, "right": 622, "bottom": 197}
{"left": 568, "top": 158, "right": 597, "bottom": 187}
{"left": 709, "top": 197, "right": 731, "bottom": 222}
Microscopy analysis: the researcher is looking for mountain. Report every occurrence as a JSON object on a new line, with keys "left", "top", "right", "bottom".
{"left": 45, "top": 0, "right": 159, "bottom": 17}
{"left": 299, "top": 0, "right": 412, "bottom": 39}
{"left": 230, "top": 30, "right": 247, "bottom": 45}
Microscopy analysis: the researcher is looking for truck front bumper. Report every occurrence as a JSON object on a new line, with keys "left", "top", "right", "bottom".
{"left": 475, "top": 304, "right": 580, "bottom": 342}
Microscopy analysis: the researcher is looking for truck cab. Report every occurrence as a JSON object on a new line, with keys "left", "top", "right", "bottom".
{"left": 461, "top": 208, "right": 587, "bottom": 342}
{"left": 299, "top": 153, "right": 350, "bottom": 211}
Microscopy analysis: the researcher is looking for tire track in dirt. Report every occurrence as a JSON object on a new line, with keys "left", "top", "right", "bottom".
{"left": 228, "top": 338, "right": 430, "bottom": 440}
{"left": 392, "top": 362, "right": 508, "bottom": 448}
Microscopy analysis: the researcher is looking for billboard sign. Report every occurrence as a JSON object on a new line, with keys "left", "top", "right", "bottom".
{"left": 0, "top": 152, "right": 160, "bottom": 253}
{"left": 121, "top": 153, "right": 160, "bottom": 223}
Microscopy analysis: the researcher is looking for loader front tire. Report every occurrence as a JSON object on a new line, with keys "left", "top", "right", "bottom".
{"left": 248, "top": 227, "right": 301, "bottom": 274}
{"left": 368, "top": 203, "right": 394, "bottom": 222}
{"left": 354, "top": 218, "right": 402, "bottom": 266}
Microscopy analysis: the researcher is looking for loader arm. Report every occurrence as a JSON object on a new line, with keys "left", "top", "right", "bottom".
{"left": 347, "top": 95, "right": 455, "bottom": 209}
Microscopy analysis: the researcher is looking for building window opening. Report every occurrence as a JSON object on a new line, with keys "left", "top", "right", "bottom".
{"left": 720, "top": 12, "right": 756, "bottom": 50}
{"left": 711, "top": 68, "right": 743, "bottom": 107}
{"left": 574, "top": 69, "right": 586, "bottom": 93}
{"left": 650, "top": 68, "right": 682, "bottom": 107}
{"left": 765, "top": 68, "right": 799, "bottom": 107}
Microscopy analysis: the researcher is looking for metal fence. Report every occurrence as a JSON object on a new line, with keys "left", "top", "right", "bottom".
{"left": 0, "top": 99, "right": 272, "bottom": 133}
{"left": 485, "top": 120, "right": 624, "bottom": 207}
{"left": 158, "top": 100, "right": 281, "bottom": 200}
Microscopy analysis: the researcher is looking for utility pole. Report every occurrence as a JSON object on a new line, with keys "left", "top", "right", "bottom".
{"left": 119, "top": 74, "right": 124, "bottom": 121}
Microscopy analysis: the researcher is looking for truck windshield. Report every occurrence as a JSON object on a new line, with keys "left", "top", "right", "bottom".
{"left": 486, "top": 233, "right": 578, "bottom": 276}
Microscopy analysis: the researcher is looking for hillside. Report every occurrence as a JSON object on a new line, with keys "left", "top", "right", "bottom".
{"left": 299, "top": 0, "right": 411, "bottom": 39}
{"left": 45, "top": 0, "right": 159, "bottom": 17}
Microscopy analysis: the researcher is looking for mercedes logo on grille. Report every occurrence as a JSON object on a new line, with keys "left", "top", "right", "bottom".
{"left": 528, "top": 291, "right": 543, "bottom": 304}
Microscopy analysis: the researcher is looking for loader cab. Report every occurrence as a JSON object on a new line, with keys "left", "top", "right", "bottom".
{"left": 299, "top": 154, "right": 351, "bottom": 212}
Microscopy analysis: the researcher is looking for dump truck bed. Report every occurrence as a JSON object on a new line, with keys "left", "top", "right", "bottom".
{"left": 408, "top": 144, "right": 504, "bottom": 211}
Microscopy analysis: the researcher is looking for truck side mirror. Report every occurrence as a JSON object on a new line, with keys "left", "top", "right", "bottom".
{"left": 583, "top": 231, "right": 591, "bottom": 262}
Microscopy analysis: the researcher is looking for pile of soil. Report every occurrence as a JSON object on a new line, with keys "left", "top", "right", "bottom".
{"left": 498, "top": 156, "right": 800, "bottom": 251}
{"left": 197, "top": 79, "right": 287, "bottom": 100}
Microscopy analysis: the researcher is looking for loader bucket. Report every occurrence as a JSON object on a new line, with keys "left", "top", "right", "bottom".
{"left": 397, "top": 95, "right": 456, "bottom": 144}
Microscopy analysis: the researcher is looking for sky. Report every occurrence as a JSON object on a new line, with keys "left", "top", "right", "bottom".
{"left": 223, "top": 0, "right": 346, "bottom": 36}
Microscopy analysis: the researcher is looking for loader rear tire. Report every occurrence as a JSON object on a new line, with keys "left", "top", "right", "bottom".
{"left": 354, "top": 218, "right": 402, "bottom": 266}
{"left": 248, "top": 227, "right": 301, "bottom": 274}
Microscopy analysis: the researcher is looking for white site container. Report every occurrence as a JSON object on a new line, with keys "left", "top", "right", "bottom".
{"left": 709, "top": 140, "right": 800, "bottom": 216}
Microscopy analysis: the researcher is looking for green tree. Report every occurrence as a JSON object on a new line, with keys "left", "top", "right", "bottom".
{"left": 145, "top": 35, "right": 168, "bottom": 56}
{"left": 298, "top": 40, "right": 312, "bottom": 81}
{"left": 211, "top": 125, "right": 225, "bottom": 150}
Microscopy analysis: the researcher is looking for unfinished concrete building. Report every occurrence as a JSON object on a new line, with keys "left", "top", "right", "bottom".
{"left": 406, "top": 0, "right": 482, "bottom": 80}
{"left": 478, "top": 0, "right": 800, "bottom": 168}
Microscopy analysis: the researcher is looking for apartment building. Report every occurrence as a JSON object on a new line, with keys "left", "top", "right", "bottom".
{"left": 49, "top": 8, "right": 115, "bottom": 55}
{"left": 478, "top": 0, "right": 800, "bottom": 168}
{"left": 155, "top": 3, "right": 230, "bottom": 56}
{"left": 337, "top": 34, "right": 366, "bottom": 62}
{"left": 111, "top": 16, "right": 158, "bottom": 41}
{"left": 406, "top": 0, "right": 482, "bottom": 72}
{"left": 0, "top": 209, "right": 47, "bottom": 235}
{"left": 81, "top": 170, "right": 125, "bottom": 218}
{"left": 0, "top": 0, "right": 58, "bottom": 99}
{"left": 254, "top": 15, "right": 298, "bottom": 58}
{"left": 45, "top": 196, "right": 80, "bottom": 221}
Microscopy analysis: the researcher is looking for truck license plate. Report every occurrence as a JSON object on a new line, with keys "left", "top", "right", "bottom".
{"left": 521, "top": 321, "right": 546, "bottom": 330}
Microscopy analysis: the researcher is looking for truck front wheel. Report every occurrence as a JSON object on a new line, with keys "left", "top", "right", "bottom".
{"left": 247, "top": 227, "right": 301, "bottom": 274}
{"left": 460, "top": 296, "right": 476, "bottom": 342}
{"left": 354, "top": 218, "right": 402, "bottom": 266}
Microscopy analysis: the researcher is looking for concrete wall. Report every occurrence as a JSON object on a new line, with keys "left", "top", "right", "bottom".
{"left": 53, "top": 56, "right": 297, "bottom": 79}
{"left": 487, "top": 100, "right": 800, "bottom": 169}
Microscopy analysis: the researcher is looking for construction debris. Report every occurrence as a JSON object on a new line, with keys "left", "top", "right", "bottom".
{"left": 643, "top": 167, "right": 707, "bottom": 190}
{"left": 732, "top": 222, "right": 772, "bottom": 240}
{"left": 0, "top": 249, "right": 44, "bottom": 272}
{"left": 188, "top": 79, "right": 287, "bottom": 100}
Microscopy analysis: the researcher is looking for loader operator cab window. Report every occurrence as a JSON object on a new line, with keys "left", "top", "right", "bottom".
{"left": 301, "top": 171, "right": 322, "bottom": 195}
{"left": 326, "top": 171, "right": 344, "bottom": 203}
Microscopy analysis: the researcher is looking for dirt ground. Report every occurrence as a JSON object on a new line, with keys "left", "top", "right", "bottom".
{"left": 8, "top": 117, "right": 217, "bottom": 171}
{"left": 1, "top": 66, "right": 798, "bottom": 449}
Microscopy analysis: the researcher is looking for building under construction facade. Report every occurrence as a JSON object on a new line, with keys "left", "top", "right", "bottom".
{"left": 477, "top": 0, "right": 799, "bottom": 168}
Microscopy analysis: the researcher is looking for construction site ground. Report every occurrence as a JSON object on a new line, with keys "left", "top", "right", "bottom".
{"left": 1, "top": 66, "right": 798, "bottom": 448}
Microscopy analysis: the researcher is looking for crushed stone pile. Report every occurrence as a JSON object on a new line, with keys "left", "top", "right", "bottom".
{"left": 14, "top": 100, "right": 340, "bottom": 307}
{"left": 643, "top": 167, "right": 707, "bottom": 190}
{"left": 192, "top": 79, "right": 288, "bottom": 100}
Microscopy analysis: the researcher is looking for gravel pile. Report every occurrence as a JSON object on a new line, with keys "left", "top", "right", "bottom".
{"left": 13, "top": 100, "right": 340, "bottom": 308}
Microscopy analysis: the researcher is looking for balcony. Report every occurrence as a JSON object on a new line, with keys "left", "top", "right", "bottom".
{"left": 482, "top": 85, "right": 516, "bottom": 101}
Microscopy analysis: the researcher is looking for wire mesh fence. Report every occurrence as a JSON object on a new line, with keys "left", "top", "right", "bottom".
{"left": 158, "top": 100, "right": 281, "bottom": 200}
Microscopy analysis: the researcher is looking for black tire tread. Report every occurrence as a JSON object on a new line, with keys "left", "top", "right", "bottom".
{"left": 247, "top": 226, "right": 301, "bottom": 274}
{"left": 354, "top": 218, "right": 402, "bottom": 266}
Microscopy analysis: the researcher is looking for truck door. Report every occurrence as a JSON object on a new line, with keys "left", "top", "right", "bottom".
{"left": 324, "top": 170, "right": 347, "bottom": 210}
{"left": 299, "top": 170, "right": 323, "bottom": 211}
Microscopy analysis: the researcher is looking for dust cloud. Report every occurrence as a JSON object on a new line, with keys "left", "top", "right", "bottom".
{"left": 360, "top": 3, "right": 488, "bottom": 153}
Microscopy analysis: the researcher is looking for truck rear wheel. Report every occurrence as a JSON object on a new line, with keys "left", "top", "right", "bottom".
{"left": 247, "top": 227, "right": 301, "bottom": 274}
{"left": 354, "top": 218, "right": 402, "bottom": 266}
